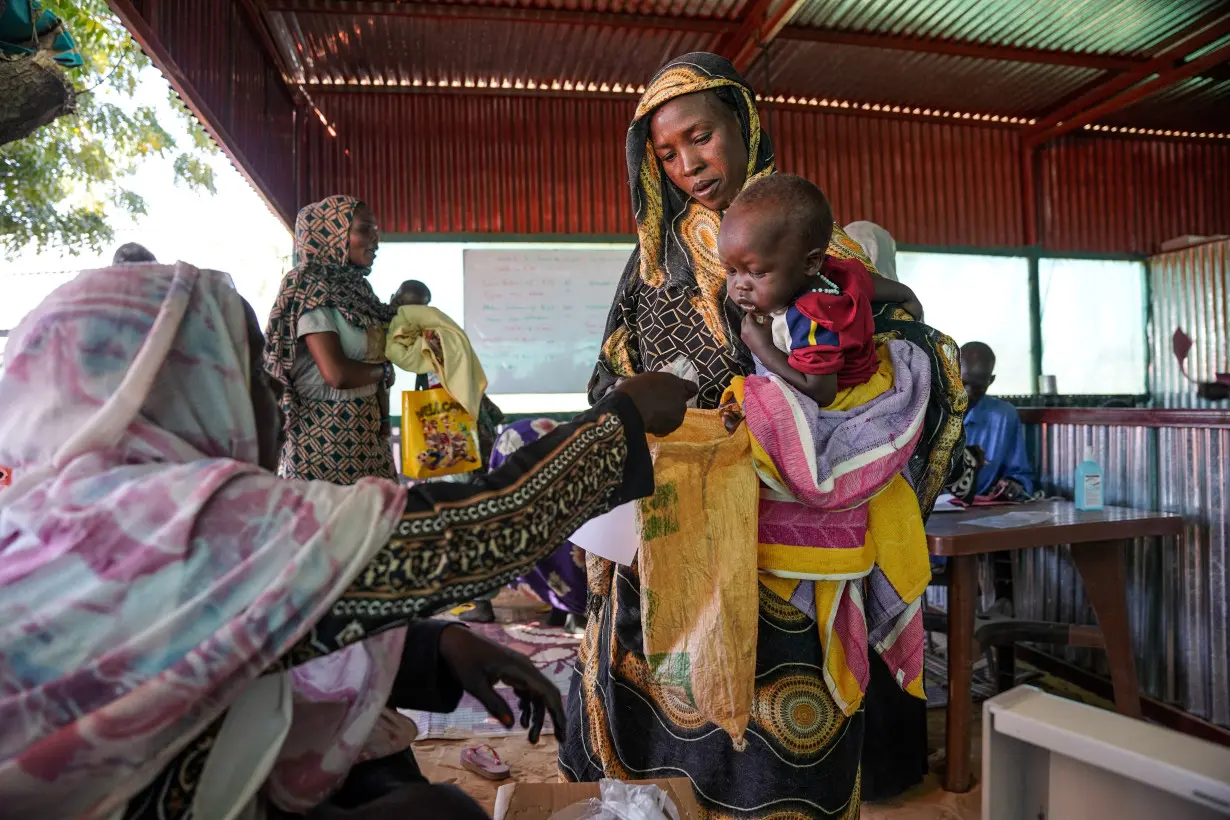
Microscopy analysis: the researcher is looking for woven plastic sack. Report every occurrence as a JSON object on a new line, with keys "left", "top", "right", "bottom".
{"left": 400, "top": 387, "right": 482, "bottom": 479}
{"left": 637, "top": 409, "right": 760, "bottom": 747}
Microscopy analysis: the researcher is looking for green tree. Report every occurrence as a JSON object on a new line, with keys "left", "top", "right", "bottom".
{"left": 0, "top": 0, "right": 217, "bottom": 257}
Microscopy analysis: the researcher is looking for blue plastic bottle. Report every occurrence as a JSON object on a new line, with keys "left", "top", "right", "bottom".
{"left": 1074, "top": 446, "right": 1104, "bottom": 511}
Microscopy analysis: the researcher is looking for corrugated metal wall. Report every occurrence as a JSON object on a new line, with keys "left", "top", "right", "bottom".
{"left": 1019, "top": 420, "right": 1230, "bottom": 728}
{"left": 1149, "top": 239, "right": 1230, "bottom": 408}
{"left": 305, "top": 93, "right": 632, "bottom": 234}
{"left": 1041, "top": 137, "right": 1230, "bottom": 255}
{"left": 308, "top": 92, "right": 1024, "bottom": 244}
{"left": 771, "top": 111, "right": 1023, "bottom": 248}
{"left": 118, "top": 0, "right": 298, "bottom": 222}
{"left": 307, "top": 92, "right": 1230, "bottom": 253}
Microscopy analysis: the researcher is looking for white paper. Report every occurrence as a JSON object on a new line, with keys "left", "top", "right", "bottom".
{"left": 570, "top": 501, "right": 638, "bottom": 566}
{"left": 931, "top": 493, "right": 964, "bottom": 513}
{"left": 962, "top": 510, "right": 1055, "bottom": 530}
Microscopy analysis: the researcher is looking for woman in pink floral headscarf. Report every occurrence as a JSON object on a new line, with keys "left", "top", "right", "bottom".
{"left": 0, "top": 262, "right": 692, "bottom": 818}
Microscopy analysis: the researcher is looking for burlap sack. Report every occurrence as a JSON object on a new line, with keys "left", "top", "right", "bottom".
{"left": 637, "top": 409, "right": 760, "bottom": 747}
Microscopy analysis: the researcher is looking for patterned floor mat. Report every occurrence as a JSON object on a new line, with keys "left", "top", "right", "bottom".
{"left": 402, "top": 619, "right": 579, "bottom": 741}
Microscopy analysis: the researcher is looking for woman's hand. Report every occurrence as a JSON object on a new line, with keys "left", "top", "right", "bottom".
{"left": 614, "top": 372, "right": 698, "bottom": 436}
{"left": 438, "top": 625, "right": 565, "bottom": 744}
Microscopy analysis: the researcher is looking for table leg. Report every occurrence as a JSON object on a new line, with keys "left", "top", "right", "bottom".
{"left": 944, "top": 554, "right": 978, "bottom": 793}
{"left": 1069, "top": 539, "right": 1143, "bottom": 719}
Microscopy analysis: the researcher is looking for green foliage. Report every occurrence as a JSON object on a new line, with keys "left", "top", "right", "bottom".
{"left": 0, "top": 0, "right": 217, "bottom": 257}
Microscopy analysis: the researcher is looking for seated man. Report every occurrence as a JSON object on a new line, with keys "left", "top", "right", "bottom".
{"left": 961, "top": 341, "right": 1037, "bottom": 500}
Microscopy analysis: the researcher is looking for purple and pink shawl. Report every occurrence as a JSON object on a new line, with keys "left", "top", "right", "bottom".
{"left": 0, "top": 264, "right": 410, "bottom": 817}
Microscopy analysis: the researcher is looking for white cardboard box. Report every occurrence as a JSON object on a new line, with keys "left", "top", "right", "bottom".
{"left": 983, "top": 686, "right": 1230, "bottom": 818}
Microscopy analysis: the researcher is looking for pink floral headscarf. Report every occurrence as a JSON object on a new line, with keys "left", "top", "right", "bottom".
{"left": 0, "top": 263, "right": 409, "bottom": 817}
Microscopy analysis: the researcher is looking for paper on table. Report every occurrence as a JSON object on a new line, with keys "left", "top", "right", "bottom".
{"left": 931, "top": 493, "right": 963, "bottom": 513}
{"left": 569, "top": 501, "right": 638, "bottom": 565}
{"left": 962, "top": 510, "right": 1055, "bottom": 529}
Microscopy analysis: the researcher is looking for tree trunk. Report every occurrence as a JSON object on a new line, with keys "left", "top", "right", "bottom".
{"left": 0, "top": 50, "right": 76, "bottom": 147}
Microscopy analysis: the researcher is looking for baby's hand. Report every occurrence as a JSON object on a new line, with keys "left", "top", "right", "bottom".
{"left": 740, "top": 312, "right": 774, "bottom": 353}
{"left": 901, "top": 296, "right": 924, "bottom": 323}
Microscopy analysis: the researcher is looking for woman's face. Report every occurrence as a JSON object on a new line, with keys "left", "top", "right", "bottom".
{"left": 649, "top": 91, "right": 749, "bottom": 212}
{"left": 245, "top": 303, "right": 284, "bottom": 471}
{"left": 348, "top": 203, "right": 380, "bottom": 268}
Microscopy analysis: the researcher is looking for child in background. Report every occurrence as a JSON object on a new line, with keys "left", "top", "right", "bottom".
{"left": 719, "top": 174, "right": 923, "bottom": 409}
{"left": 390, "top": 278, "right": 505, "bottom": 624}
{"left": 391, "top": 280, "right": 435, "bottom": 390}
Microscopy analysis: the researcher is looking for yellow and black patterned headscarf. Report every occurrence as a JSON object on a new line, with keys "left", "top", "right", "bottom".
{"left": 627, "top": 53, "right": 772, "bottom": 291}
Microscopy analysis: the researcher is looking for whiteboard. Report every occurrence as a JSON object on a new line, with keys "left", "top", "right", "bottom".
{"left": 463, "top": 248, "right": 630, "bottom": 395}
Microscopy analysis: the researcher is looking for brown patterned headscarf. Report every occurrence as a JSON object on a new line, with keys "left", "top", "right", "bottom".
{"left": 262, "top": 195, "right": 396, "bottom": 388}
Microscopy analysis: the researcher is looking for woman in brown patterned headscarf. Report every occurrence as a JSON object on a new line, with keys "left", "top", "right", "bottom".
{"left": 565, "top": 52, "right": 967, "bottom": 814}
{"left": 264, "top": 195, "right": 399, "bottom": 483}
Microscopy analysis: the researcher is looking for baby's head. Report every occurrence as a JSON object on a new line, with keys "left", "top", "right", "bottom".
{"left": 391, "top": 279, "right": 431, "bottom": 308}
{"left": 719, "top": 174, "right": 834, "bottom": 316}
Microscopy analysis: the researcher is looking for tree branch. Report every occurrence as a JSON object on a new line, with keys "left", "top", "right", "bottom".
{"left": 0, "top": 50, "right": 77, "bottom": 147}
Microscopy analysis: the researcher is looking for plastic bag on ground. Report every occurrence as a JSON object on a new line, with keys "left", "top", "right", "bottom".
{"left": 548, "top": 780, "right": 681, "bottom": 820}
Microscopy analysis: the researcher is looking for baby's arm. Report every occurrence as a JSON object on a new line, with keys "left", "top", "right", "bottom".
{"left": 740, "top": 314, "right": 838, "bottom": 407}
{"left": 871, "top": 277, "right": 924, "bottom": 321}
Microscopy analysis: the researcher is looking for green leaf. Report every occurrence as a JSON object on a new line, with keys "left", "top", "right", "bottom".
{"left": 2, "top": 0, "right": 219, "bottom": 258}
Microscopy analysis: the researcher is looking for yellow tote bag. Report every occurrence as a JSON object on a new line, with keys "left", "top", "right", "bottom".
{"left": 637, "top": 409, "right": 760, "bottom": 748}
{"left": 401, "top": 387, "right": 482, "bottom": 479}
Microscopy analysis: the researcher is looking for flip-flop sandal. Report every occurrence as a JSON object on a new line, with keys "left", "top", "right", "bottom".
{"left": 460, "top": 744, "right": 511, "bottom": 781}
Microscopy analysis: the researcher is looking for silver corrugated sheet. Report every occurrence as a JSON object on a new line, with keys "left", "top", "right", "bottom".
{"left": 1018, "top": 421, "right": 1230, "bottom": 728}
{"left": 1149, "top": 239, "right": 1230, "bottom": 408}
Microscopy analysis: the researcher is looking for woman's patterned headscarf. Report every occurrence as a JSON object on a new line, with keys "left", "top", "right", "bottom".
{"left": 263, "top": 195, "right": 396, "bottom": 387}
{"left": 622, "top": 53, "right": 771, "bottom": 350}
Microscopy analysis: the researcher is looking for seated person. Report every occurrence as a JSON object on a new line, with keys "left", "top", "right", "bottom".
{"left": 960, "top": 341, "right": 1037, "bottom": 500}
{"left": 719, "top": 174, "right": 923, "bottom": 408}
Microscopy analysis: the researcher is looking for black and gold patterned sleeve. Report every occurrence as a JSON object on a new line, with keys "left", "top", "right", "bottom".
{"left": 291, "top": 392, "right": 652, "bottom": 661}
{"left": 588, "top": 248, "right": 643, "bottom": 405}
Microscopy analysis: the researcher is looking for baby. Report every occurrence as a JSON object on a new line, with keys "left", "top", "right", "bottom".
{"left": 718, "top": 174, "right": 923, "bottom": 408}
{"left": 391, "top": 279, "right": 432, "bottom": 308}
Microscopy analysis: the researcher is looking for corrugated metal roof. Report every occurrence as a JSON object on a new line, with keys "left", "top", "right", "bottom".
{"left": 1101, "top": 76, "right": 1230, "bottom": 133}
{"left": 267, "top": 9, "right": 722, "bottom": 89}
{"left": 790, "top": 0, "right": 1226, "bottom": 57}
{"left": 260, "top": 0, "right": 1230, "bottom": 132}
{"left": 759, "top": 41, "right": 1102, "bottom": 117}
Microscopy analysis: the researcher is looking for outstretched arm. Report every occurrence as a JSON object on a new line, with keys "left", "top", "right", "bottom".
{"left": 285, "top": 374, "right": 697, "bottom": 665}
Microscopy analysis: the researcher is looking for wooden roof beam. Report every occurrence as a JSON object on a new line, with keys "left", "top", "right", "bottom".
{"left": 717, "top": 0, "right": 808, "bottom": 74}
{"left": 776, "top": 27, "right": 1148, "bottom": 71}
{"left": 1025, "top": 10, "right": 1230, "bottom": 145}
{"left": 263, "top": 0, "right": 733, "bottom": 34}
{"left": 1026, "top": 40, "right": 1230, "bottom": 145}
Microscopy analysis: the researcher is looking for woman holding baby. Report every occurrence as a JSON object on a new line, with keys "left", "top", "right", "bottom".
{"left": 563, "top": 52, "right": 967, "bottom": 814}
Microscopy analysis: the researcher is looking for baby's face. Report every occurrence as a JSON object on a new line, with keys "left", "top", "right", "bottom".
{"left": 719, "top": 204, "right": 813, "bottom": 316}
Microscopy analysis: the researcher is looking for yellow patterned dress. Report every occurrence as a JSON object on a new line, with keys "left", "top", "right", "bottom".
{"left": 564, "top": 52, "right": 966, "bottom": 816}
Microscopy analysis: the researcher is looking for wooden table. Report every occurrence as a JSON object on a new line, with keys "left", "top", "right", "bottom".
{"left": 926, "top": 501, "right": 1183, "bottom": 793}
